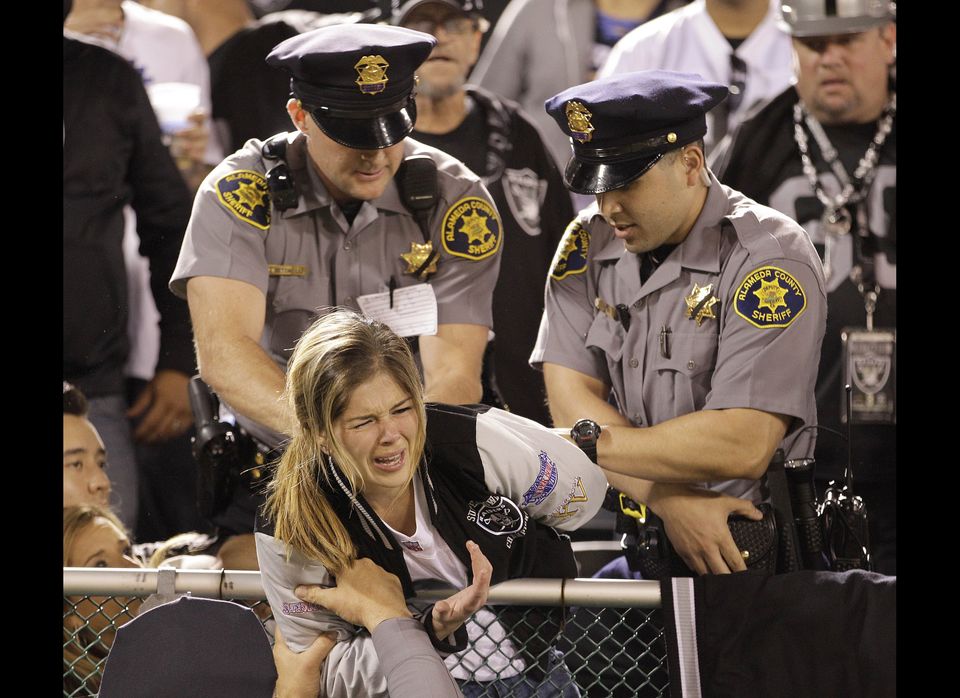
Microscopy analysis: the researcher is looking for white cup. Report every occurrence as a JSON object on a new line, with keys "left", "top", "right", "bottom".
{"left": 146, "top": 82, "right": 201, "bottom": 134}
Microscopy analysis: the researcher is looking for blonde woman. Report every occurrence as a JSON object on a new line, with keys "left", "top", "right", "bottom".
{"left": 257, "top": 309, "right": 608, "bottom": 697}
{"left": 63, "top": 505, "right": 218, "bottom": 695}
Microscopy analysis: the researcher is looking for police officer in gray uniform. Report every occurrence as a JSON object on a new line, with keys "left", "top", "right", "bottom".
{"left": 531, "top": 71, "right": 827, "bottom": 576}
{"left": 171, "top": 25, "right": 502, "bottom": 547}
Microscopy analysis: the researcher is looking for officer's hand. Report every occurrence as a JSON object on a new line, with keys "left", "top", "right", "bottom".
{"left": 126, "top": 369, "right": 193, "bottom": 443}
{"left": 295, "top": 557, "right": 412, "bottom": 632}
{"left": 431, "top": 541, "right": 492, "bottom": 641}
{"left": 272, "top": 624, "right": 336, "bottom": 698}
{"left": 647, "top": 483, "right": 763, "bottom": 575}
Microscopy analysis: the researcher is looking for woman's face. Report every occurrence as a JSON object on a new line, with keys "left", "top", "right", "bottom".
{"left": 329, "top": 371, "right": 420, "bottom": 505}
{"left": 65, "top": 517, "right": 143, "bottom": 643}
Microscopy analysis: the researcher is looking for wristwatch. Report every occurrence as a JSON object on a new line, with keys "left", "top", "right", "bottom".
{"left": 570, "top": 418, "right": 602, "bottom": 463}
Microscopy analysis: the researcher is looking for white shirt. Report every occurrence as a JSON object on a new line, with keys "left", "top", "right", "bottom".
{"left": 598, "top": 0, "right": 794, "bottom": 152}
{"left": 383, "top": 476, "right": 526, "bottom": 682}
{"left": 115, "top": 1, "right": 223, "bottom": 379}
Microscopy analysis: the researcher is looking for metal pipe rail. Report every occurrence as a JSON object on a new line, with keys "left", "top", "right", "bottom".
{"left": 63, "top": 568, "right": 662, "bottom": 607}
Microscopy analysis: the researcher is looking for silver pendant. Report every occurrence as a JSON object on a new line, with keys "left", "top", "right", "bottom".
{"left": 840, "top": 327, "right": 896, "bottom": 425}
{"left": 823, "top": 206, "right": 852, "bottom": 236}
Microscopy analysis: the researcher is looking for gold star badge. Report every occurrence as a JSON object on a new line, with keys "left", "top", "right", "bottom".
{"left": 400, "top": 241, "right": 438, "bottom": 278}
{"left": 459, "top": 210, "right": 491, "bottom": 244}
{"left": 684, "top": 283, "right": 719, "bottom": 326}
{"left": 753, "top": 278, "right": 788, "bottom": 313}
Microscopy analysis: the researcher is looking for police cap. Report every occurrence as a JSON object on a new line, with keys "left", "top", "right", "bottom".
{"left": 266, "top": 24, "right": 436, "bottom": 150}
{"left": 544, "top": 70, "right": 728, "bottom": 195}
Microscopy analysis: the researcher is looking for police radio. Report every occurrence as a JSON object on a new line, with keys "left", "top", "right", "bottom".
{"left": 396, "top": 154, "right": 440, "bottom": 279}
{"left": 261, "top": 133, "right": 298, "bottom": 211}
{"left": 188, "top": 376, "right": 242, "bottom": 519}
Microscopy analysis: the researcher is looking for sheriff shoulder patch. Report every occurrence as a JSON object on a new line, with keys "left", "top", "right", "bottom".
{"left": 216, "top": 170, "right": 271, "bottom": 230}
{"left": 550, "top": 220, "right": 590, "bottom": 280}
{"left": 734, "top": 265, "right": 806, "bottom": 328}
{"left": 441, "top": 196, "right": 502, "bottom": 261}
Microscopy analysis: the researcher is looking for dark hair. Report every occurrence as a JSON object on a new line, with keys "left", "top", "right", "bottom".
{"left": 63, "top": 381, "right": 88, "bottom": 417}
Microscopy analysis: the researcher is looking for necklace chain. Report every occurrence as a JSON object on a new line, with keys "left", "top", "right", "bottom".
{"left": 792, "top": 91, "right": 896, "bottom": 218}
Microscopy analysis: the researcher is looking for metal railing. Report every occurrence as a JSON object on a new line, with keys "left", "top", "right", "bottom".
{"left": 63, "top": 568, "right": 669, "bottom": 697}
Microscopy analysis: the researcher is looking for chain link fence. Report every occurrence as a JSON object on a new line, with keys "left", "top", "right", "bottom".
{"left": 63, "top": 569, "right": 668, "bottom": 697}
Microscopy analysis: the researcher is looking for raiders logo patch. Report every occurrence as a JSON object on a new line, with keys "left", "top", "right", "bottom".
{"left": 550, "top": 220, "right": 590, "bottom": 280}
{"left": 734, "top": 266, "right": 807, "bottom": 328}
{"left": 441, "top": 197, "right": 502, "bottom": 261}
{"left": 522, "top": 451, "right": 559, "bottom": 506}
{"left": 467, "top": 495, "right": 526, "bottom": 536}
{"left": 503, "top": 167, "right": 547, "bottom": 236}
{"left": 216, "top": 170, "right": 271, "bottom": 230}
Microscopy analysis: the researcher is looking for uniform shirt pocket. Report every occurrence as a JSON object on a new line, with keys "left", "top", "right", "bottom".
{"left": 650, "top": 333, "right": 718, "bottom": 416}
{"left": 584, "top": 312, "right": 625, "bottom": 363}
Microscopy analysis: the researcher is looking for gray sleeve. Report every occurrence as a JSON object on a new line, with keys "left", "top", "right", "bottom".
{"left": 371, "top": 618, "right": 464, "bottom": 698}
{"left": 529, "top": 219, "right": 609, "bottom": 381}
{"left": 475, "top": 408, "right": 607, "bottom": 529}
{"left": 429, "top": 177, "right": 503, "bottom": 328}
{"left": 254, "top": 532, "right": 390, "bottom": 698}
{"left": 705, "top": 256, "right": 827, "bottom": 425}
{"left": 169, "top": 159, "right": 272, "bottom": 299}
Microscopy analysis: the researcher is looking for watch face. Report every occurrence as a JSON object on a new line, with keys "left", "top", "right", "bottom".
{"left": 573, "top": 419, "right": 600, "bottom": 442}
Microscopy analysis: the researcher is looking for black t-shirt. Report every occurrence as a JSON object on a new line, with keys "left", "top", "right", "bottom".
{"left": 411, "top": 99, "right": 488, "bottom": 176}
{"left": 717, "top": 87, "right": 896, "bottom": 483}
{"left": 209, "top": 21, "right": 300, "bottom": 153}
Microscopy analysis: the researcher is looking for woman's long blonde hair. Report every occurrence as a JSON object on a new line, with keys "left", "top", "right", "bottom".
{"left": 264, "top": 309, "right": 427, "bottom": 573}
{"left": 63, "top": 505, "right": 133, "bottom": 695}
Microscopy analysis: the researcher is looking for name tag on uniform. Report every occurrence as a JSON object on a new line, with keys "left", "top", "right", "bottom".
{"left": 357, "top": 284, "right": 438, "bottom": 338}
{"left": 841, "top": 327, "right": 896, "bottom": 424}
{"left": 267, "top": 264, "right": 307, "bottom": 277}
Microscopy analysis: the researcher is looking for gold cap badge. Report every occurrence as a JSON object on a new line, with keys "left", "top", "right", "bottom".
{"left": 667, "top": 132, "right": 678, "bottom": 143}
{"left": 565, "top": 101, "right": 595, "bottom": 143}
{"left": 355, "top": 55, "right": 389, "bottom": 94}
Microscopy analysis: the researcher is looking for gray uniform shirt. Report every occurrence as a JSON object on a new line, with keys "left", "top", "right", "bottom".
{"left": 531, "top": 173, "right": 827, "bottom": 500}
{"left": 171, "top": 133, "right": 503, "bottom": 446}
{"left": 372, "top": 617, "right": 464, "bottom": 698}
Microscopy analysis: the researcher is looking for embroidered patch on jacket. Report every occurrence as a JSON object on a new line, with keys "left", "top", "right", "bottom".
{"left": 281, "top": 600, "right": 323, "bottom": 616}
{"left": 734, "top": 266, "right": 807, "bottom": 328}
{"left": 467, "top": 495, "right": 527, "bottom": 537}
{"left": 548, "top": 477, "right": 588, "bottom": 523}
{"left": 441, "top": 197, "right": 502, "bottom": 261}
{"left": 216, "top": 170, "right": 270, "bottom": 230}
{"left": 522, "top": 451, "right": 559, "bottom": 506}
{"left": 550, "top": 220, "right": 590, "bottom": 280}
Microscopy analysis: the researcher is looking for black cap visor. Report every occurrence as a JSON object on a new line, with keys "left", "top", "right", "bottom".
{"left": 310, "top": 98, "right": 417, "bottom": 150}
{"left": 563, "top": 152, "right": 663, "bottom": 195}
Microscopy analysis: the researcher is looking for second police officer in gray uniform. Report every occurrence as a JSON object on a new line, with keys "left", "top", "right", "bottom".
{"left": 531, "top": 71, "right": 828, "bottom": 576}
{"left": 171, "top": 25, "right": 503, "bottom": 555}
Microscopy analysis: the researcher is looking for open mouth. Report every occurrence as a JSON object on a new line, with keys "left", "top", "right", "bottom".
{"left": 373, "top": 451, "right": 405, "bottom": 472}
